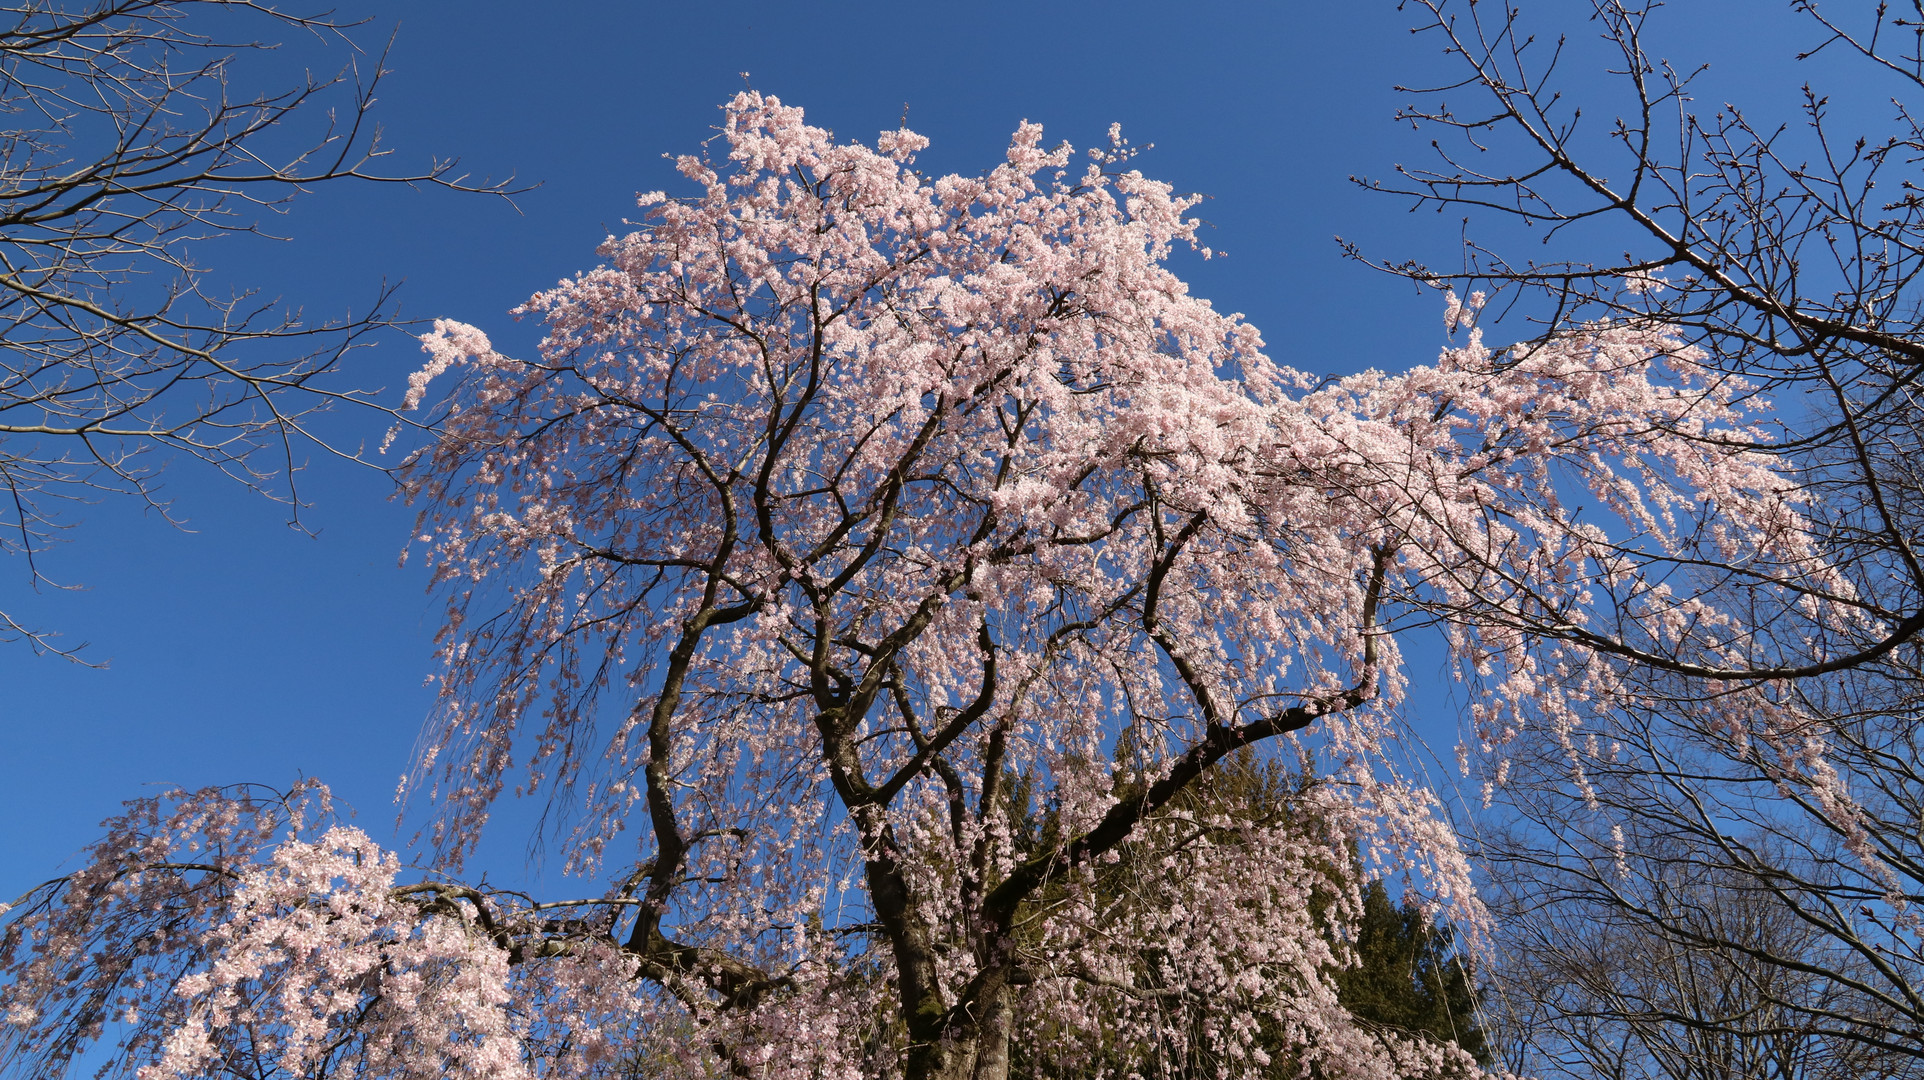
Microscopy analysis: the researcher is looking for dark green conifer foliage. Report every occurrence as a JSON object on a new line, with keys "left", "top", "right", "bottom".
{"left": 991, "top": 746, "right": 1490, "bottom": 1077}
{"left": 1335, "top": 879, "right": 1490, "bottom": 1067}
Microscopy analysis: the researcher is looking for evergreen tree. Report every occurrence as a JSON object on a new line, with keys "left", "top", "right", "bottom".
{"left": 995, "top": 748, "right": 1490, "bottom": 1077}
{"left": 1335, "top": 880, "right": 1490, "bottom": 1067}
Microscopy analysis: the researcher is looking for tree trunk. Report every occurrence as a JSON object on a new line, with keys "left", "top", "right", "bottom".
{"left": 966, "top": 970, "right": 1013, "bottom": 1080}
{"left": 900, "top": 962, "right": 1014, "bottom": 1080}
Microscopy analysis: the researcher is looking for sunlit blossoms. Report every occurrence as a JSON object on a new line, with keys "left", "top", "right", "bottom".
{"left": 1, "top": 92, "right": 1837, "bottom": 1080}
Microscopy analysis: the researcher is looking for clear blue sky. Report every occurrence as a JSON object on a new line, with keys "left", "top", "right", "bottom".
{"left": 1, "top": 0, "right": 1812, "bottom": 895}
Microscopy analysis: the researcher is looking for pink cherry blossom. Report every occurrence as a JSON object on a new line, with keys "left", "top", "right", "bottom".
{"left": 4, "top": 92, "right": 1842, "bottom": 1080}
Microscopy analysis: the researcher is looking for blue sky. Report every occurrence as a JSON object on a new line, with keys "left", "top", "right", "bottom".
{"left": 0, "top": 0, "right": 1822, "bottom": 895}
